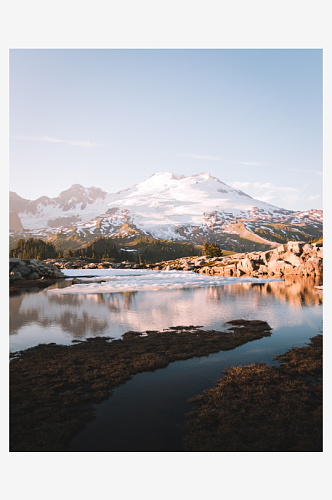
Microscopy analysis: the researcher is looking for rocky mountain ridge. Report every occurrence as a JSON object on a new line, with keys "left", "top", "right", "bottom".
{"left": 9, "top": 172, "right": 323, "bottom": 253}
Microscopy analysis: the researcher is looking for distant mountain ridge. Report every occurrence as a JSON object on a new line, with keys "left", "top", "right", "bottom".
{"left": 9, "top": 172, "right": 323, "bottom": 253}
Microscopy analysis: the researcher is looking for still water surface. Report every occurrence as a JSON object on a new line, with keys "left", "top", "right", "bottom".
{"left": 9, "top": 274, "right": 323, "bottom": 451}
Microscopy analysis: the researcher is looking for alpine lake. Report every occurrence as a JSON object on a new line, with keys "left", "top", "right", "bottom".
{"left": 10, "top": 271, "right": 323, "bottom": 452}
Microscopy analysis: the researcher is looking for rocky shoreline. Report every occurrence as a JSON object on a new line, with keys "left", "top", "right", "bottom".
{"left": 9, "top": 241, "right": 323, "bottom": 287}
{"left": 47, "top": 240, "right": 323, "bottom": 277}
{"left": 10, "top": 257, "right": 65, "bottom": 281}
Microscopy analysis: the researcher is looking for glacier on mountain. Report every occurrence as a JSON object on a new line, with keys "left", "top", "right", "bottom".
{"left": 9, "top": 172, "right": 323, "bottom": 249}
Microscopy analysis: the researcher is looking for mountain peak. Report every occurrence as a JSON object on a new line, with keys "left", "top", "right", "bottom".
{"left": 146, "top": 172, "right": 185, "bottom": 181}
{"left": 145, "top": 171, "right": 224, "bottom": 185}
{"left": 192, "top": 172, "right": 223, "bottom": 183}
{"left": 9, "top": 172, "right": 322, "bottom": 253}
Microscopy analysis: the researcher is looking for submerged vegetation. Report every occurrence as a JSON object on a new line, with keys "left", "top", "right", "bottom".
{"left": 10, "top": 320, "right": 272, "bottom": 452}
{"left": 185, "top": 334, "right": 322, "bottom": 452}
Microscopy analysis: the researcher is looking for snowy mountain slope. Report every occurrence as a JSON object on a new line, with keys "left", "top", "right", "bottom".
{"left": 10, "top": 184, "right": 115, "bottom": 231}
{"left": 9, "top": 172, "right": 323, "bottom": 252}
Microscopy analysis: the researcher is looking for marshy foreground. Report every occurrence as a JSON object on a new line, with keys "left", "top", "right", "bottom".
{"left": 10, "top": 321, "right": 322, "bottom": 452}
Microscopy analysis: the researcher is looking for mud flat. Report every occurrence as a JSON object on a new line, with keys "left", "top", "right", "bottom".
{"left": 9, "top": 278, "right": 60, "bottom": 295}
{"left": 185, "top": 334, "right": 322, "bottom": 452}
{"left": 10, "top": 320, "right": 272, "bottom": 452}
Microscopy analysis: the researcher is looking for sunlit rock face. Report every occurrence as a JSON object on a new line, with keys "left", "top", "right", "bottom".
{"left": 185, "top": 241, "right": 322, "bottom": 278}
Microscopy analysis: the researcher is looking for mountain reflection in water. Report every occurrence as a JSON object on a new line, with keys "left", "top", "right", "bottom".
{"left": 10, "top": 276, "right": 322, "bottom": 353}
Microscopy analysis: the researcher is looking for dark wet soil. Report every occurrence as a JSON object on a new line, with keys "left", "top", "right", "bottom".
{"left": 184, "top": 334, "right": 322, "bottom": 452}
{"left": 9, "top": 279, "right": 58, "bottom": 295}
{"left": 10, "top": 320, "right": 272, "bottom": 451}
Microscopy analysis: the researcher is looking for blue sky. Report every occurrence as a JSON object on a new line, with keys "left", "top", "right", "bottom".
{"left": 9, "top": 49, "right": 323, "bottom": 210}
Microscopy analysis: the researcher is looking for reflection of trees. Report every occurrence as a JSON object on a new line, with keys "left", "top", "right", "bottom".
{"left": 59, "top": 311, "right": 108, "bottom": 338}
{"left": 10, "top": 290, "right": 138, "bottom": 339}
{"left": 10, "top": 294, "right": 108, "bottom": 338}
{"left": 101, "top": 291, "right": 138, "bottom": 311}
{"left": 205, "top": 276, "right": 323, "bottom": 308}
{"left": 47, "top": 293, "right": 84, "bottom": 307}
{"left": 10, "top": 295, "right": 39, "bottom": 335}
{"left": 10, "top": 277, "right": 322, "bottom": 344}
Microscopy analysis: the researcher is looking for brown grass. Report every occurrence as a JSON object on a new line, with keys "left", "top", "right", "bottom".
{"left": 184, "top": 335, "right": 322, "bottom": 452}
{"left": 10, "top": 320, "right": 272, "bottom": 451}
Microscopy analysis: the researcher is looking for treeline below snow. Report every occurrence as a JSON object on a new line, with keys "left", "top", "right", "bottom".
{"left": 9, "top": 236, "right": 204, "bottom": 264}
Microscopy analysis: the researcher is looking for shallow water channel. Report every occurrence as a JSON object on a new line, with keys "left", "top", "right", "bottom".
{"left": 10, "top": 273, "right": 323, "bottom": 451}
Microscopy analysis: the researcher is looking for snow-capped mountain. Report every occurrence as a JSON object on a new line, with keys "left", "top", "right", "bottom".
{"left": 9, "top": 172, "right": 323, "bottom": 252}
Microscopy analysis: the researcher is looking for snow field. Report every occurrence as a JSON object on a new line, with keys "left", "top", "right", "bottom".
{"left": 48, "top": 268, "right": 284, "bottom": 295}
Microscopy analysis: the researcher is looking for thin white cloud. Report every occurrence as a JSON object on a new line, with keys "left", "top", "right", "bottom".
{"left": 227, "top": 180, "right": 321, "bottom": 209}
{"left": 175, "top": 153, "right": 266, "bottom": 166}
{"left": 306, "top": 194, "right": 320, "bottom": 201}
{"left": 236, "top": 161, "right": 267, "bottom": 166}
{"left": 176, "top": 153, "right": 225, "bottom": 161}
{"left": 287, "top": 168, "right": 308, "bottom": 173}
{"left": 11, "top": 135, "right": 100, "bottom": 148}
{"left": 287, "top": 168, "right": 323, "bottom": 176}
{"left": 229, "top": 181, "right": 297, "bottom": 193}
{"left": 228, "top": 181, "right": 300, "bottom": 204}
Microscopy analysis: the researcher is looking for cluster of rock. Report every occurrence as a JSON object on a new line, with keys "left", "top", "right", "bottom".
{"left": 10, "top": 241, "right": 323, "bottom": 281}
{"left": 9, "top": 258, "right": 65, "bottom": 281}
{"left": 148, "top": 241, "right": 323, "bottom": 277}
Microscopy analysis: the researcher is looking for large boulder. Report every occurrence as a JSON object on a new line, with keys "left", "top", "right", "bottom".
{"left": 276, "top": 244, "right": 288, "bottom": 254}
{"left": 9, "top": 258, "right": 24, "bottom": 271}
{"left": 282, "top": 252, "right": 304, "bottom": 267}
{"left": 299, "top": 257, "right": 323, "bottom": 276}
{"left": 256, "top": 264, "right": 269, "bottom": 275}
{"left": 10, "top": 268, "right": 23, "bottom": 280}
{"left": 267, "top": 259, "right": 295, "bottom": 275}
{"left": 260, "top": 250, "right": 274, "bottom": 265}
{"left": 29, "top": 272, "right": 40, "bottom": 280}
{"left": 286, "top": 241, "right": 305, "bottom": 254}
{"left": 302, "top": 243, "right": 313, "bottom": 254}
{"left": 223, "top": 264, "right": 237, "bottom": 276}
{"left": 237, "top": 257, "right": 259, "bottom": 274}
{"left": 18, "top": 263, "right": 32, "bottom": 278}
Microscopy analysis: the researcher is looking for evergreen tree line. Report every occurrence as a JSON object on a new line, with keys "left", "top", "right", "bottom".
{"left": 10, "top": 238, "right": 58, "bottom": 260}
{"left": 137, "top": 237, "right": 198, "bottom": 263}
{"left": 10, "top": 236, "right": 222, "bottom": 263}
{"left": 71, "top": 237, "right": 137, "bottom": 262}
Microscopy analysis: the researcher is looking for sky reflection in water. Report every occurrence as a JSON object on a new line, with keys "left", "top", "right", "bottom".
{"left": 10, "top": 275, "right": 322, "bottom": 353}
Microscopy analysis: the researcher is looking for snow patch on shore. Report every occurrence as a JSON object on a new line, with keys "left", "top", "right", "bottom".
{"left": 48, "top": 269, "right": 284, "bottom": 295}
